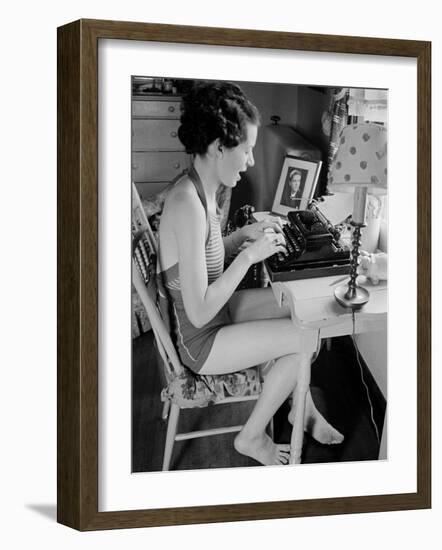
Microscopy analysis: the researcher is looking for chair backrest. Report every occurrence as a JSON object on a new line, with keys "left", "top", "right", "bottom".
{"left": 132, "top": 182, "right": 157, "bottom": 254}
{"left": 131, "top": 184, "right": 185, "bottom": 380}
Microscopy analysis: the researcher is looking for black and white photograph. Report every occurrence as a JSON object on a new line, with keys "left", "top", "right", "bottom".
{"left": 272, "top": 155, "right": 322, "bottom": 214}
{"left": 280, "top": 165, "right": 307, "bottom": 209}
{"left": 131, "top": 76, "right": 389, "bottom": 473}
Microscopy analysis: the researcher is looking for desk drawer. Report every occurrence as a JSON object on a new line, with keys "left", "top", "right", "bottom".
{"left": 132, "top": 99, "right": 181, "bottom": 118}
{"left": 133, "top": 119, "right": 183, "bottom": 151}
{"left": 132, "top": 151, "right": 189, "bottom": 182}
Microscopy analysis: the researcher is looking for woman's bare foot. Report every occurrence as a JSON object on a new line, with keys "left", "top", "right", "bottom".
{"left": 288, "top": 391, "right": 344, "bottom": 445}
{"left": 234, "top": 432, "right": 290, "bottom": 465}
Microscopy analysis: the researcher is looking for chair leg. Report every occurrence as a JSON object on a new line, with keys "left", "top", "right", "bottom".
{"left": 162, "top": 402, "right": 180, "bottom": 471}
{"left": 289, "top": 353, "right": 312, "bottom": 465}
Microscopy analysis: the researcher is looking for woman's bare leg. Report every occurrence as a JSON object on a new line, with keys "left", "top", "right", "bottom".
{"left": 199, "top": 318, "right": 303, "bottom": 374}
{"left": 199, "top": 317, "right": 342, "bottom": 464}
{"left": 289, "top": 391, "right": 344, "bottom": 445}
{"left": 233, "top": 352, "right": 302, "bottom": 465}
{"left": 198, "top": 289, "right": 343, "bottom": 464}
{"left": 228, "top": 288, "right": 342, "bottom": 442}
{"left": 199, "top": 318, "right": 302, "bottom": 465}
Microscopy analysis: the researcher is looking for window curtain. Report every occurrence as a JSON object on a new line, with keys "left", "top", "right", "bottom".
{"left": 323, "top": 88, "right": 350, "bottom": 191}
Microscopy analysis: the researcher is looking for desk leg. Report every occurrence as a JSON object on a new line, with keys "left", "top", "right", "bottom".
{"left": 290, "top": 353, "right": 312, "bottom": 464}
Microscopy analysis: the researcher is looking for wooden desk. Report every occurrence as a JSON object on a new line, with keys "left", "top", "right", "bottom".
{"left": 270, "top": 275, "right": 388, "bottom": 464}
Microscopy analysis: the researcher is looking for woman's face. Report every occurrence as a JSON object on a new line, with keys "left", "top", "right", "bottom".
{"left": 217, "top": 122, "right": 258, "bottom": 187}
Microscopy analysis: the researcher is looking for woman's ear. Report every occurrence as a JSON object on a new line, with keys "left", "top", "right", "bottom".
{"left": 208, "top": 139, "right": 223, "bottom": 158}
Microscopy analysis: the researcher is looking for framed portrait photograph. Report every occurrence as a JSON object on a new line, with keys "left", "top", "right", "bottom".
{"left": 272, "top": 156, "right": 322, "bottom": 215}
{"left": 57, "top": 19, "right": 431, "bottom": 531}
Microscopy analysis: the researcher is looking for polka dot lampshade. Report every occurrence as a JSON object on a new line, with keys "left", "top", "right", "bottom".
{"left": 329, "top": 123, "right": 388, "bottom": 194}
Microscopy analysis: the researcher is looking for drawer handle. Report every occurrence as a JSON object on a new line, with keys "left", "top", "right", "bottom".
{"left": 170, "top": 131, "right": 178, "bottom": 138}
{"left": 132, "top": 164, "right": 139, "bottom": 170}
{"left": 168, "top": 106, "right": 176, "bottom": 113}
{"left": 173, "top": 163, "right": 181, "bottom": 169}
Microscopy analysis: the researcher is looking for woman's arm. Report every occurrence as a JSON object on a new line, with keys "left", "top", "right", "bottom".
{"left": 174, "top": 191, "right": 285, "bottom": 328}
{"left": 223, "top": 229, "right": 244, "bottom": 259}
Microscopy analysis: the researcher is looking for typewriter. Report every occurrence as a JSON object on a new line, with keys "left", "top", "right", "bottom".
{"left": 265, "top": 207, "right": 351, "bottom": 282}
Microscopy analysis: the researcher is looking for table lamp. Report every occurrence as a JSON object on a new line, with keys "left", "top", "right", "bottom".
{"left": 328, "top": 123, "right": 387, "bottom": 308}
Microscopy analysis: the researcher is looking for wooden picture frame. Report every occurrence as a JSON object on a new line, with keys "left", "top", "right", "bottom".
{"left": 57, "top": 18, "right": 431, "bottom": 530}
{"left": 272, "top": 156, "right": 322, "bottom": 215}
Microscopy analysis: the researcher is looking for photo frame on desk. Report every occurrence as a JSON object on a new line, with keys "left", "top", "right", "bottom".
{"left": 272, "top": 155, "right": 322, "bottom": 216}
{"left": 57, "top": 19, "right": 431, "bottom": 531}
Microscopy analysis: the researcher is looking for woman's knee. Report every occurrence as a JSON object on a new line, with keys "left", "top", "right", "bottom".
{"left": 274, "top": 352, "right": 302, "bottom": 371}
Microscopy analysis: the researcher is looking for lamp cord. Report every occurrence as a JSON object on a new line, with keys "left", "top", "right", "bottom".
{"left": 351, "top": 309, "right": 380, "bottom": 445}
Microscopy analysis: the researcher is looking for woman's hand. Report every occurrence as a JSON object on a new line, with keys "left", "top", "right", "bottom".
{"left": 241, "top": 231, "right": 287, "bottom": 264}
{"left": 239, "top": 217, "right": 284, "bottom": 243}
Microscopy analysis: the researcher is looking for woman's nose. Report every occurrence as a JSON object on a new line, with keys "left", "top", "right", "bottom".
{"left": 247, "top": 151, "right": 255, "bottom": 167}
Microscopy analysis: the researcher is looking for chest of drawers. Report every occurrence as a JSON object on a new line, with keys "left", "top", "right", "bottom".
{"left": 132, "top": 95, "right": 190, "bottom": 199}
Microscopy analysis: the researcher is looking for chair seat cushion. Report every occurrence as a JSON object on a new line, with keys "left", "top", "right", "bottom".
{"left": 161, "top": 367, "right": 262, "bottom": 408}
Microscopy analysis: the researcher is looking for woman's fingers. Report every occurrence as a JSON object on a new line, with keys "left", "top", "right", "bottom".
{"left": 263, "top": 219, "right": 284, "bottom": 233}
{"left": 245, "top": 231, "right": 288, "bottom": 263}
{"left": 268, "top": 233, "right": 287, "bottom": 255}
{"left": 271, "top": 232, "right": 286, "bottom": 246}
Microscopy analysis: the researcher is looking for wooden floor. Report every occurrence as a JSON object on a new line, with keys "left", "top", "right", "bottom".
{"left": 132, "top": 331, "right": 386, "bottom": 472}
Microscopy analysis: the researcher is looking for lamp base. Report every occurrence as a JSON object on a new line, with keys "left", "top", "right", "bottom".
{"left": 334, "top": 283, "right": 369, "bottom": 309}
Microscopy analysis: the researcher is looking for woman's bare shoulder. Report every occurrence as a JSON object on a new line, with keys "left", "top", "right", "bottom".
{"left": 164, "top": 176, "right": 204, "bottom": 219}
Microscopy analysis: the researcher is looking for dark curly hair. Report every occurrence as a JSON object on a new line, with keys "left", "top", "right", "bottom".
{"left": 177, "top": 81, "right": 261, "bottom": 155}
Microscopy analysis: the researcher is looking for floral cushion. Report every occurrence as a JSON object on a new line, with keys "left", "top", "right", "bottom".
{"left": 161, "top": 365, "right": 262, "bottom": 409}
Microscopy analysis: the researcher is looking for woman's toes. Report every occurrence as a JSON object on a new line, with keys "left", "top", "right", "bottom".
{"left": 278, "top": 450, "right": 290, "bottom": 464}
{"left": 276, "top": 445, "right": 290, "bottom": 464}
{"left": 330, "top": 432, "right": 345, "bottom": 445}
{"left": 234, "top": 434, "right": 291, "bottom": 466}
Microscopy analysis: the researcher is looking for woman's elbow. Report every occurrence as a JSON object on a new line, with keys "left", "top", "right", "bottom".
{"left": 189, "top": 316, "right": 207, "bottom": 329}
{"left": 191, "top": 318, "right": 206, "bottom": 329}
{"left": 186, "top": 308, "right": 207, "bottom": 329}
{"left": 182, "top": 293, "right": 209, "bottom": 328}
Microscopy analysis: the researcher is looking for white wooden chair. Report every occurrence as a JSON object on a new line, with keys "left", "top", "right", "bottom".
{"left": 132, "top": 184, "right": 270, "bottom": 471}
